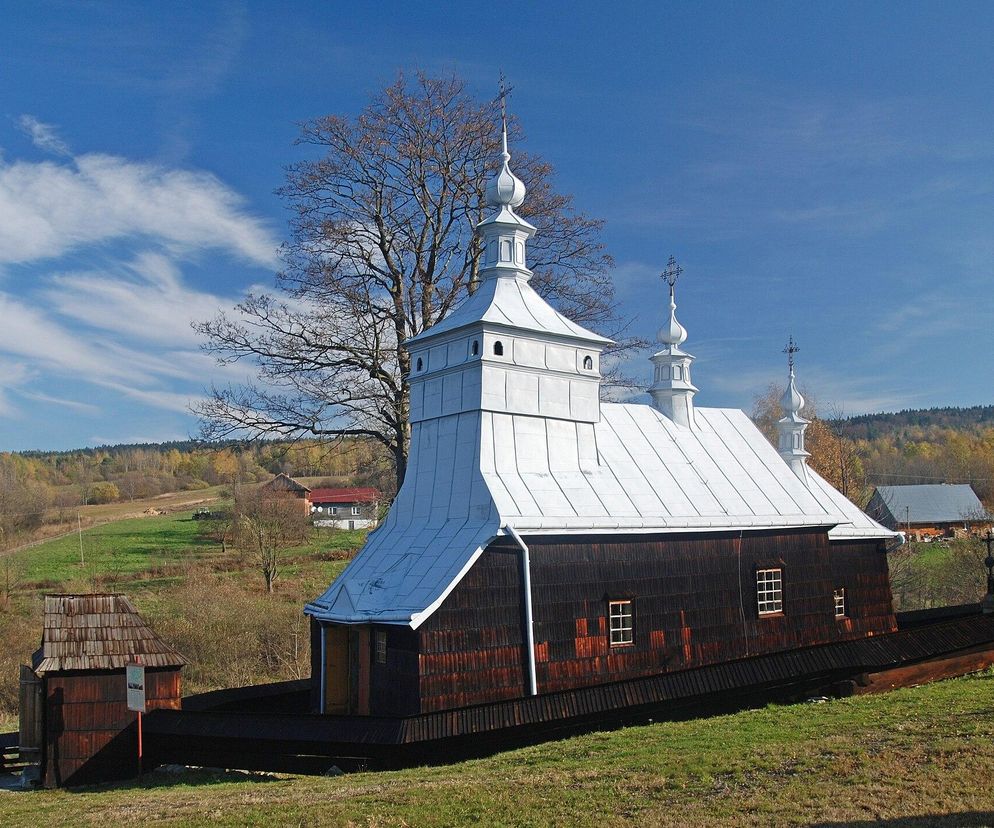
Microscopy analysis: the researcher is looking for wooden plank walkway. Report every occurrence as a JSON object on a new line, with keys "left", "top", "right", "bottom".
{"left": 142, "top": 611, "right": 994, "bottom": 773}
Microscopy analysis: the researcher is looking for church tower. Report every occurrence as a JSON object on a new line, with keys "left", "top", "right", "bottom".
{"left": 648, "top": 257, "right": 698, "bottom": 428}
{"left": 405, "top": 97, "right": 612, "bottom": 426}
{"left": 777, "top": 336, "right": 810, "bottom": 482}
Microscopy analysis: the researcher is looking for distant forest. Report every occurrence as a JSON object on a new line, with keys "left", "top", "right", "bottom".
{"left": 833, "top": 406, "right": 994, "bottom": 505}
{"left": 2, "top": 404, "right": 993, "bottom": 548}
{"left": 833, "top": 405, "right": 994, "bottom": 440}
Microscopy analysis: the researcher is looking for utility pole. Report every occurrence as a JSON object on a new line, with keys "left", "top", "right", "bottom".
{"left": 77, "top": 511, "right": 84, "bottom": 566}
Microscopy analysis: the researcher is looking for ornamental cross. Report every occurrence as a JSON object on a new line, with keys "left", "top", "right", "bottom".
{"left": 497, "top": 72, "right": 515, "bottom": 132}
{"left": 784, "top": 335, "right": 800, "bottom": 371}
{"left": 661, "top": 255, "right": 683, "bottom": 289}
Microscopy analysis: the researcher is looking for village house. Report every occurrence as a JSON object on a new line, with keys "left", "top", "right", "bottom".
{"left": 310, "top": 486, "right": 381, "bottom": 530}
{"left": 304, "top": 116, "right": 899, "bottom": 717}
{"left": 264, "top": 472, "right": 312, "bottom": 516}
{"left": 866, "top": 483, "right": 989, "bottom": 541}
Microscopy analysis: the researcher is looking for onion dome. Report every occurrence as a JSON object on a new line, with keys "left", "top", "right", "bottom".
{"left": 781, "top": 367, "right": 805, "bottom": 418}
{"left": 485, "top": 127, "right": 526, "bottom": 209}
{"left": 657, "top": 286, "right": 688, "bottom": 347}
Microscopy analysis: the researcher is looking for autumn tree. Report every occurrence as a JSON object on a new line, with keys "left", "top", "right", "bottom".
{"left": 752, "top": 384, "right": 868, "bottom": 502}
{"left": 0, "top": 455, "right": 50, "bottom": 548}
{"left": 195, "top": 72, "right": 628, "bottom": 491}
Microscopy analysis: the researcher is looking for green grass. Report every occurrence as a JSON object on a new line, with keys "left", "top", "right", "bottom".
{"left": 5, "top": 672, "right": 994, "bottom": 826}
{"left": 6, "top": 512, "right": 365, "bottom": 595}
{"left": 8, "top": 512, "right": 214, "bottom": 587}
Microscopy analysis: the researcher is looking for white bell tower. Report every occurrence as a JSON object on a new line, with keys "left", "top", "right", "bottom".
{"left": 405, "top": 85, "right": 612, "bottom": 426}
{"left": 777, "top": 335, "right": 810, "bottom": 482}
{"left": 649, "top": 257, "right": 698, "bottom": 428}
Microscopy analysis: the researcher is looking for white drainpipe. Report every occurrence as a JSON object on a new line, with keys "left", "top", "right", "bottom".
{"left": 318, "top": 624, "right": 326, "bottom": 713}
{"left": 504, "top": 524, "right": 538, "bottom": 696}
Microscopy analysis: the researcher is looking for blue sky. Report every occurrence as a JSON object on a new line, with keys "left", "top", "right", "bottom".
{"left": 1, "top": 1, "right": 993, "bottom": 451}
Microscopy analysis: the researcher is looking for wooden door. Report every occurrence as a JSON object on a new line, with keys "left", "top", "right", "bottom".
{"left": 324, "top": 626, "right": 350, "bottom": 714}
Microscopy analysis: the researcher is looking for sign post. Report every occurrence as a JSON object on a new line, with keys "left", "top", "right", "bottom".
{"left": 125, "top": 661, "right": 146, "bottom": 781}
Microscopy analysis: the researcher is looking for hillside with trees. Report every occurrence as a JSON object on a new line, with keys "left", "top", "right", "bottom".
{"left": 0, "top": 439, "right": 393, "bottom": 551}
{"left": 834, "top": 407, "right": 994, "bottom": 505}
{"left": 753, "top": 392, "right": 994, "bottom": 509}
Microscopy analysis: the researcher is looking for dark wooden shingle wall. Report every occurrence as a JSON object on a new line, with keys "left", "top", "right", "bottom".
{"left": 414, "top": 529, "right": 896, "bottom": 712}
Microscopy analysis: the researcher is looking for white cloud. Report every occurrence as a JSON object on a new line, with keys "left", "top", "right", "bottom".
{"left": 0, "top": 144, "right": 279, "bottom": 266}
{"left": 94, "top": 381, "right": 205, "bottom": 414}
{"left": 16, "top": 115, "right": 72, "bottom": 157}
{"left": 0, "top": 361, "right": 31, "bottom": 416}
{"left": 0, "top": 119, "right": 284, "bottom": 436}
{"left": 46, "top": 251, "right": 230, "bottom": 346}
{"left": 17, "top": 389, "right": 100, "bottom": 415}
{"left": 0, "top": 292, "right": 140, "bottom": 383}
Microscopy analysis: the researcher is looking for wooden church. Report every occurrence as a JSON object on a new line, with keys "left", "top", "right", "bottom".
{"left": 305, "top": 117, "right": 899, "bottom": 718}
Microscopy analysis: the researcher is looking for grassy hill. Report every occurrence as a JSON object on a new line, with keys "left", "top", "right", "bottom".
{"left": 0, "top": 509, "right": 364, "bottom": 727}
{"left": 3, "top": 672, "right": 994, "bottom": 826}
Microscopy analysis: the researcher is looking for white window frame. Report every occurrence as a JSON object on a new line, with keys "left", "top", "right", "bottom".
{"left": 375, "top": 631, "right": 387, "bottom": 664}
{"left": 834, "top": 587, "right": 846, "bottom": 618}
{"left": 351, "top": 506, "right": 361, "bottom": 516}
{"left": 608, "top": 599, "right": 634, "bottom": 647}
{"left": 756, "top": 568, "right": 783, "bottom": 616}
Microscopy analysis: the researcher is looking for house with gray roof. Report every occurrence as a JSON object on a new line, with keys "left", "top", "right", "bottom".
{"left": 866, "top": 484, "right": 989, "bottom": 540}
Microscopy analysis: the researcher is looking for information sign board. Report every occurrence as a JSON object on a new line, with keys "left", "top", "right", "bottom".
{"left": 126, "top": 663, "right": 146, "bottom": 713}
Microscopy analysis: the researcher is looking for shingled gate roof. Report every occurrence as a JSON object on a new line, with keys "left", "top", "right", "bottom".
{"left": 33, "top": 594, "right": 188, "bottom": 674}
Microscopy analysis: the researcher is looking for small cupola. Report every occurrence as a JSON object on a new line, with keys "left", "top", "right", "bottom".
{"left": 777, "top": 335, "right": 810, "bottom": 482}
{"left": 649, "top": 257, "right": 698, "bottom": 428}
{"left": 476, "top": 96, "right": 537, "bottom": 284}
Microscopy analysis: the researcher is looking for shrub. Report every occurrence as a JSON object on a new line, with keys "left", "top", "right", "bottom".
{"left": 89, "top": 481, "right": 120, "bottom": 504}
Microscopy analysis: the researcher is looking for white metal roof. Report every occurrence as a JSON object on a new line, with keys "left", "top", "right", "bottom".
{"left": 304, "top": 112, "right": 896, "bottom": 630}
{"left": 406, "top": 273, "right": 612, "bottom": 347}
{"left": 305, "top": 403, "right": 896, "bottom": 628}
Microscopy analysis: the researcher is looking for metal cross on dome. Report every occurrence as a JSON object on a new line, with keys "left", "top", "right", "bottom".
{"left": 661, "top": 256, "right": 683, "bottom": 289}
{"left": 784, "top": 335, "right": 800, "bottom": 371}
{"left": 497, "top": 72, "right": 514, "bottom": 129}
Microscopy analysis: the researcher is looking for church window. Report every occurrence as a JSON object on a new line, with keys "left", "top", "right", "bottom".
{"left": 756, "top": 568, "right": 783, "bottom": 615}
{"left": 375, "top": 631, "right": 387, "bottom": 664}
{"left": 415, "top": 357, "right": 423, "bottom": 372}
{"left": 583, "top": 355, "right": 593, "bottom": 370}
{"left": 673, "top": 365, "right": 683, "bottom": 380}
{"left": 834, "top": 588, "right": 847, "bottom": 618}
{"left": 608, "top": 599, "right": 634, "bottom": 646}
{"left": 494, "top": 341, "right": 504, "bottom": 356}
{"left": 472, "top": 340, "right": 479, "bottom": 356}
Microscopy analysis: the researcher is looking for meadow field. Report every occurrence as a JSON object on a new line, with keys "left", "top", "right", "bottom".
{"left": 0, "top": 507, "right": 362, "bottom": 725}
{"left": 1, "top": 671, "right": 993, "bottom": 826}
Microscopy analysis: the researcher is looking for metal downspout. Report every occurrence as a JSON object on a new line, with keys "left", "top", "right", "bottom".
{"left": 319, "top": 624, "right": 326, "bottom": 713}
{"left": 505, "top": 524, "right": 538, "bottom": 696}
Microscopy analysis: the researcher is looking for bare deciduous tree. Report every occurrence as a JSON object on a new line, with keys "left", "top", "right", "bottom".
{"left": 195, "top": 72, "right": 631, "bottom": 491}
{"left": 234, "top": 488, "right": 311, "bottom": 594}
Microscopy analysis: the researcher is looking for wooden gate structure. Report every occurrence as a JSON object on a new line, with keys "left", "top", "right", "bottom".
{"left": 19, "top": 594, "right": 186, "bottom": 787}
